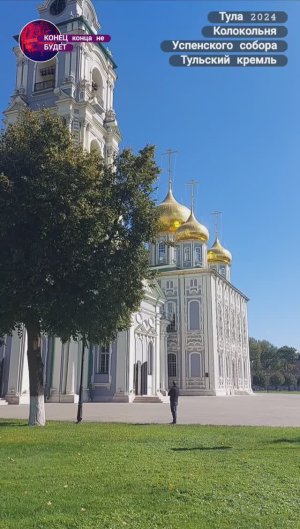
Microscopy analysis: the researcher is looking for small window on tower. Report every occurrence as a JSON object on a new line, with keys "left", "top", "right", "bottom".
{"left": 91, "top": 68, "right": 104, "bottom": 106}
{"left": 184, "top": 247, "right": 191, "bottom": 262}
{"left": 173, "top": 246, "right": 177, "bottom": 264}
{"left": 219, "top": 265, "right": 226, "bottom": 277}
{"left": 34, "top": 59, "right": 56, "bottom": 92}
{"left": 159, "top": 242, "right": 166, "bottom": 263}
{"left": 195, "top": 246, "right": 202, "bottom": 265}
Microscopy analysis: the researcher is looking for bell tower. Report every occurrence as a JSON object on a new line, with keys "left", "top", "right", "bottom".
{"left": 4, "top": 0, "right": 121, "bottom": 163}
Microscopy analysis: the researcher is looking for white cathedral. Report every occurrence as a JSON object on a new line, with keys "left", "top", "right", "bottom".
{"left": 0, "top": 0, "right": 252, "bottom": 405}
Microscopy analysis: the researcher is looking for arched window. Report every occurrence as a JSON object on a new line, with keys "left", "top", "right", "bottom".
{"left": 184, "top": 246, "right": 191, "bottom": 262}
{"left": 91, "top": 68, "right": 104, "bottom": 104}
{"left": 173, "top": 246, "right": 177, "bottom": 264}
{"left": 195, "top": 246, "right": 202, "bottom": 265}
{"left": 148, "top": 342, "right": 153, "bottom": 375}
{"left": 168, "top": 353, "right": 177, "bottom": 377}
{"left": 188, "top": 300, "right": 200, "bottom": 331}
{"left": 189, "top": 352, "right": 202, "bottom": 377}
{"left": 90, "top": 139, "right": 102, "bottom": 155}
{"left": 158, "top": 242, "right": 166, "bottom": 263}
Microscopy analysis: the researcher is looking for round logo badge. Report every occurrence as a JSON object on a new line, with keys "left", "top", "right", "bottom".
{"left": 19, "top": 19, "right": 60, "bottom": 62}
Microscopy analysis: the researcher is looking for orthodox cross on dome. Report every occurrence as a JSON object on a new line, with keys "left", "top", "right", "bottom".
{"left": 211, "top": 210, "right": 222, "bottom": 238}
{"left": 186, "top": 179, "right": 198, "bottom": 214}
{"left": 162, "top": 149, "right": 178, "bottom": 191}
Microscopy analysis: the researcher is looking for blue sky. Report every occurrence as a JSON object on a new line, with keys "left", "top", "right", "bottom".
{"left": 1, "top": 1, "right": 299, "bottom": 349}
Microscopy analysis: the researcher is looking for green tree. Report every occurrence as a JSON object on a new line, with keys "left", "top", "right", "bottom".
{"left": 252, "top": 373, "right": 268, "bottom": 388}
{"left": 260, "top": 340, "right": 279, "bottom": 371}
{"left": 0, "top": 110, "right": 160, "bottom": 426}
{"left": 249, "top": 338, "right": 262, "bottom": 376}
{"left": 269, "top": 372, "right": 285, "bottom": 390}
{"left": 277, "top": 346, "right": 297, "bottom": 373}
{"left": 284, "top": 374, "right": 297, "bottom": 390}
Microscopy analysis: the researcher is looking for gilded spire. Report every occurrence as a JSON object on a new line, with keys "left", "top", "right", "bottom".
{"left": 175, "top": 180, "right": 209, "bottom": 243}
{"left": 208, "top": 237, "right": 232, "bottom": 265}
{"left": 157, "top": 150, "right": 190, "bottom": 233}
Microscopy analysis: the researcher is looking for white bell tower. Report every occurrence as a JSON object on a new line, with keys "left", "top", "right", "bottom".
{"left": 4, "top": 0, "right": 121, "bottom": 163}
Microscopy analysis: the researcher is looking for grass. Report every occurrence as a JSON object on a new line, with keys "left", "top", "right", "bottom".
{"left": 1, "top": 421, "right": 300, "bottom": 529}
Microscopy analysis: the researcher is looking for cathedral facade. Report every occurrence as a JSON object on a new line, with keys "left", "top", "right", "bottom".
{"left": 0, "top": 0, "right": 252, "bottom": 405}
{"left": 151, "top": 186, "right": 251, "bottom": 396}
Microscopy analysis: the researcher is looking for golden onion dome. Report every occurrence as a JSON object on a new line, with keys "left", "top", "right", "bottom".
{"left": 207, "top": 237, "right": 232, "bottom": 265}
{"left": 157, "top": 188, "right": 190, "bottom": 233}
{"left": 175, "top": 211, "right": 209, "bottom": 243}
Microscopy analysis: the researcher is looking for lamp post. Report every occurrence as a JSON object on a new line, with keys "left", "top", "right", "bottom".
{"left": 76, "top": 335, "right": 86, "bottom": 423}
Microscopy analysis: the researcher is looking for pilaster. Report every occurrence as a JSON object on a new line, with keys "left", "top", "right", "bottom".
{"left": 59, "top": 340, "right": 79, "bottom": 403}
{"left": 113, "top": 331, "right": 130, "bottom": 401}
{"left": 47, "top": 337, "right": 63, "bottom": 402}
{"left": 179, "top": 276, "right": 186, "bottom": 389}
{"left": 5, "top": 330, "right": 29, "bottom": 404}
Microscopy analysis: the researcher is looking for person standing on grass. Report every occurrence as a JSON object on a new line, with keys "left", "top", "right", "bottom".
{"left": 168, "top": 381, "right": 179, "bottom": 424}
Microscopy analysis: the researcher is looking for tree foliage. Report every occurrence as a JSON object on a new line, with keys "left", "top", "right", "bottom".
{"left": 249, "top": 337, "right": 299, "bottom": 390}
{"left": 0, "top": 110, "right": 160, "bottom": 423}
{"left": 0, "top": 109, "right": 160, "bottom": 341}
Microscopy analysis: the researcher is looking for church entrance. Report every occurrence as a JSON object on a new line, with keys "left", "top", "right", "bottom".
{"left": 135, "top": 361, "right": 148, "bottom": 395}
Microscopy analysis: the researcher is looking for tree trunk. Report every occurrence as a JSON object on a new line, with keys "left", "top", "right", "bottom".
{"left": 26, "top": 325, "right": 45, "bottom": 426}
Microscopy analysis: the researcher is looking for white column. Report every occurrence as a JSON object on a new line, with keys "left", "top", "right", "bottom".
{"left": 60, "top": 340, "right": 79, "bottom": 403}
{"left": 5, "top": 330, "right": 29, "bottom": 404}
{"left": 80, "top": 120, "right": 87, "bottom": 149}
{"left": 159, "top": 324, "right": 168, "bottom": 394}
{"left": 155, "top": 310, "right": 161, "bottom": 394}
{"left": 22, "top": 61, "right": 28, "bottom": 93}
{"left": 112, "top": 331, "right": 129, "bottom": 401}
{"left": 65, "top": 51, "right": 71, "bottom": 77}
{"left": 179, "top": 276, "right": 186, "bottom": 389}
{"left": 206, "top": 274, "right": 219, "bottom": 395}
{"left": 128, "top": 324, "right": 135, "bottom": 395}
{"left": 16, "top": 59, "right": 23, "bottom": 89}
{"left": 48, "top": 337, "right": 63, "bottom": 402}
{"left": 82, "top": 340, "right": 90, "bottom": 401}
{"left": 70, "top": 48, "right": 77, "bottom": 79}
{"left": 110, "top": 83, "right": 114, "bottom": 109}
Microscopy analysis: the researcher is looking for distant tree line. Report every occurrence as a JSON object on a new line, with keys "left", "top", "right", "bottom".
{"left": 249, "top": 338, "right": 300, "bottom": 390}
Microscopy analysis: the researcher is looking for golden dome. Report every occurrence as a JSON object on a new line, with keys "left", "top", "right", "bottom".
{"left": 207, "top": 237, "right": 232, "bottom": 265}
{"left": 175, "top": 211, "right": 209, "bottom": 243}
{"left": 157, "top": 188, "right": 190, "bottom": 233}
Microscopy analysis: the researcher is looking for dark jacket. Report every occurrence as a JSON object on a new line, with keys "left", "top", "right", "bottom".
{"left": 168, "top": 386, "right": 179, "bottom": 402}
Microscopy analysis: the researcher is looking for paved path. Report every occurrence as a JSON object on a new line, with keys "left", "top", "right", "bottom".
{"left": 1, "top": 394, "right": 300, "bottom": 426}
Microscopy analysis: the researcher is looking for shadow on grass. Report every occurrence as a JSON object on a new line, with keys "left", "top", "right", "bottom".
{"left": 0, "top": 421, "right": 27, "bottom": 428}
{"left": 272, "top": 438, "right": 300, "bottom": 444}
{"left": 172, "top": 446, "right": 232, "bottom": 452}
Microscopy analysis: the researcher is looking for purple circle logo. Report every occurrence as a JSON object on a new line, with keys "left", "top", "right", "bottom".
{"left": 19, "top": 19, "right": 60, "bottom": 62}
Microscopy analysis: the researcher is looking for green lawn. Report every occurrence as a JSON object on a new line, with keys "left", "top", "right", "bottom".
{"left": 1, "top": 421, "right": 300, "bottom": 529}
